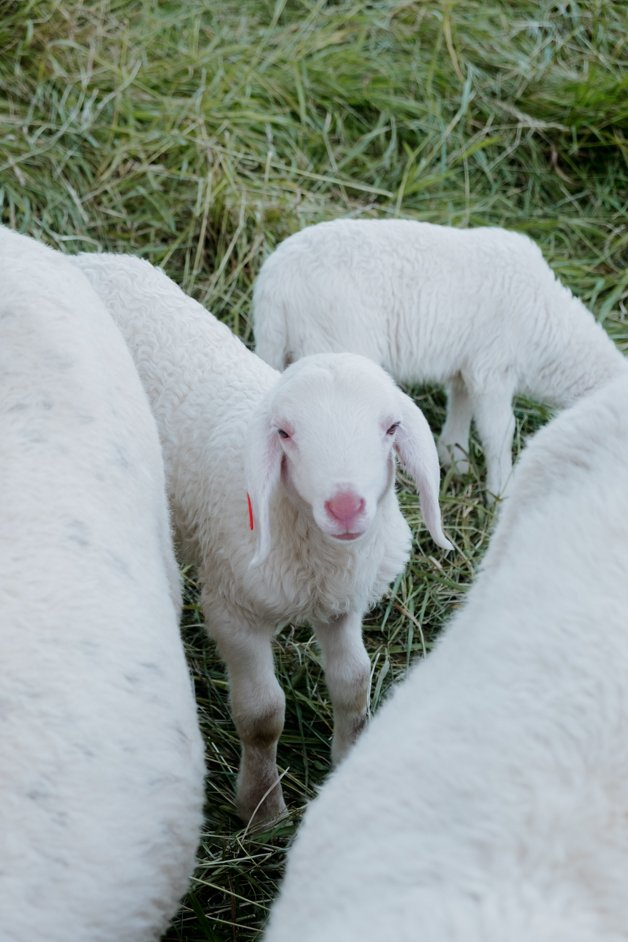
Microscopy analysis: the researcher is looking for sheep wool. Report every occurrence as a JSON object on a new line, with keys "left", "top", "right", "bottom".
{"left": 0, "top": 227, "right": 205, "bottom": 942}
{"left": 253, "top": 218, "right": 626, "bottom": 497}
{"left": 262, "top": 368, "right": 628, "bottom": 942}
{"left": 71, "top": 251, "right": 451, "bottom": 825}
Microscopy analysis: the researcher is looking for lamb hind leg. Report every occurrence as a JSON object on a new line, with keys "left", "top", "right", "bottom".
{"left": 313, "top": 611, "right": 371, "bottom": 765}
{"left": 438, "top": 373, "right": 473, "bottom": 474}
{"left": 471, "top": 382, "right": 516, "bottom": 501}
{"left": 207, "top": 609, "right": 287, "bottom": 826}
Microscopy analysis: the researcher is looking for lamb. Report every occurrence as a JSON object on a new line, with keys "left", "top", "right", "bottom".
{"left": 0, "top": 226, "right": 206, "bottom": 942}
{"left": 253, "top": 218, "right": 626, "bottom": 497}
{"left": 262, "top": 368, "right": 628, "bottom": 942}
{"left": 69, "top": 250, "right": 452, "bottom": 826}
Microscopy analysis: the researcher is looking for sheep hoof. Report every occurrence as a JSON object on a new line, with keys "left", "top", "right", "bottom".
{"left": 236, "top": 778, "right": 288, "bottom": 829}
{"left": 331, "top": 715, "right": 368, "bottom": 767}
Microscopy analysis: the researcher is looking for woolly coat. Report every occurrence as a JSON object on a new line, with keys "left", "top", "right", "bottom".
{"left": 72, "top": 253, "right": 420, "bottom": 630}
{"left": 0, "top": 228, "right": 205, "bottom": 942}
{"left": 254, "top": 219, "right": 622, "bottom": 406}
{"left": 262, "top": 369, "right": 628, "bottom": 942}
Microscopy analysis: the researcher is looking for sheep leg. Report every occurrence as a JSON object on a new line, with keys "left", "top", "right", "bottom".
{"left": 472, "top": 385, "right": 516, "bottom": 500}
{"left": 438, "top": 374, "right": 472, "bottom": 474}
{"left": 313, "top": 611, "right": 371, "bottom": 765}
{"left": 210, "top": 616, "right": 287, "bottom": 825}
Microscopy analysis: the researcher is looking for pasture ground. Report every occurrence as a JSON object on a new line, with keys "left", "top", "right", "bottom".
{"left": 1, "top": 1, "right": 626, "bottom": 939}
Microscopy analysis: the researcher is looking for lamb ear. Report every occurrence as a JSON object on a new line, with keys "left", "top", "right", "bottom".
{"left": 244, "top": 400, "right": 283, "bottom": 566}
{"left": 394, "top": 390, "right": 453, "bottom": 551}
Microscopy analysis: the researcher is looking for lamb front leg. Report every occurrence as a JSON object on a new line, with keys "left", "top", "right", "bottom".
{"left": 313, "top": 610, "right": 371, "bottom": 765}
{"left": 205, "top": 603, "right": 286, "bottom": 826}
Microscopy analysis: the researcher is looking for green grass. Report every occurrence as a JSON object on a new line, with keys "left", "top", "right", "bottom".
{"left": 1, "top": 1, "right": 626, "bottom": 939}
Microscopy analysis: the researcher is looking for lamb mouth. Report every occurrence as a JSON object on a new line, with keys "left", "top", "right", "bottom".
{"left": 331, "top": 530, "right": 366, "bottom": 542}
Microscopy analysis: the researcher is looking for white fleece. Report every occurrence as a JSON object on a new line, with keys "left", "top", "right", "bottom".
{"left": 253, "top": 218, "right": 625, "bottom": 497}
{"left": 0, "top": 227, "right": 205, "bottom": 942}
{"left": 262, "top": 368, "right": 628, "bottom": 942}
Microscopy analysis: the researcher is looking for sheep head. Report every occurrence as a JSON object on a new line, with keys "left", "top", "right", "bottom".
{"left": 245, "top": 353, "right": 452, "bottom": 564}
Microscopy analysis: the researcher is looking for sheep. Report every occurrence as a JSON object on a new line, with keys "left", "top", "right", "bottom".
{"left": 253, "top": 218, "right": 626, "bottom": 498}
{"left": 69, "top": 250, "right": 452, "bottom": 826}
{"left": 0, "top": 226, "right": 206, "bottom": 942}
{"left": 261, "top": 367, "right": 628, "bottom": 942}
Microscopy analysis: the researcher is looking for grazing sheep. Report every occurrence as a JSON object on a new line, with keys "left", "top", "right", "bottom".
{"left": 71, "top": 251, "right": 451, "bottom": 825}
{"left": 253, "top": 218, "right": 626, "bottom": 497}
{"left": 262, "top": 368, "right": 628, "bottom": 942}
{"left": 0, "top": 227, "right": 206, "bottom": 942}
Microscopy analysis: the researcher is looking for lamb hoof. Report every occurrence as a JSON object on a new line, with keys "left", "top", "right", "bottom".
{"left": 437, "top": 441, "right": 469, "bottom": 476}
{"left": 331, "top": 716, "right": 368, "bottom": 767}
{"left": 236, "top": 779, "right": 287, "bottom": 829}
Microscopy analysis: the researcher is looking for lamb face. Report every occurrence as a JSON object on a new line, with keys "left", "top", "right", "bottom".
{"left": 246, "top": 352, "right": 451, "bottom": 564}
{"left": 268, "top": 357, "right": 400, "bottom": 540}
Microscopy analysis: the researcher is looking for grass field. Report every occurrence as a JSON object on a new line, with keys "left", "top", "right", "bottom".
{"left": 1, "top": 1, "right": 627, "bottom": 939}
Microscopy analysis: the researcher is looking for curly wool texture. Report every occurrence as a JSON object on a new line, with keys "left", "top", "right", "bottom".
{"left": 0, "top": 227, "right": 205, "bottom": 942}
{"left": 253, "top": 219, "right": 625, "bottom": 496}
{"left": 71, "top": 253, "right": 416, "bottom": 625}
{"left": 262, "top": 369, "right": 628, "bottom": 942}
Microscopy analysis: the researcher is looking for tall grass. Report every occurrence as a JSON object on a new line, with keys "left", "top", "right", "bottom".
{"left": 1, "top": 1, "right": 626, "bottom": 939}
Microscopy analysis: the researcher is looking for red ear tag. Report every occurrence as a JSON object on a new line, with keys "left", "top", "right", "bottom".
{"left": 246, "top": 492, "right": 255, "bottom": 531}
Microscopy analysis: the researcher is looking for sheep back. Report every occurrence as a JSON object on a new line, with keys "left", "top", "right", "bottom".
{"left": 0, "top": 228, "right": 205, "bottom": 942}
{"left": 263, "top": 370, "right": 628, "bottom": 942}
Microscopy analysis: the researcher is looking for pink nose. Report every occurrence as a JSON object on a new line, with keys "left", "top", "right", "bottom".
{"left": 324, "top": 491, "right": 366, "bottom": 529}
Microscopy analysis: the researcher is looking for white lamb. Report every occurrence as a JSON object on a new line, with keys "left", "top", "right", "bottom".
{"left": 0, "top": 227, "right": 206, "bottom": 942}
{"left": 70, "top": 250, "right": 452, "bottom": 826}
{"left": 262, "top": 368, "right": 628, "bottom": 942}
{"left": 253, "top": 218, "right": 626, "bottom": 497}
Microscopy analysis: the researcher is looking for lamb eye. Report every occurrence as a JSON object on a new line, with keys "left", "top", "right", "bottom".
{"left": 386, "top": 422, "right": 400, "bottom": 436}
{"left": 277, "top": 428, "right": 290, "bottom": 439}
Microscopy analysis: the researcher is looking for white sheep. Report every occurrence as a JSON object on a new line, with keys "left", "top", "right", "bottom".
{"left": 262, "top": 368, "right": 628, "bottom": 942}
{"left": 0, "top": 227, "right": 206, "bottom": 942}
{"left": 253, "top": 218, "right": 626, "bottom": 497}
{"left": 70, "top": 250, "right": 452, "bottom": 826}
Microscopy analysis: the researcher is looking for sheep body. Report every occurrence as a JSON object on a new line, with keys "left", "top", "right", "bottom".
{"left": 0, "top": 228, "right": 205, "bottom": 941}
{"left": 262, "top": 369, "right": 628, "bottom": 942}
{"left": 71, "top": 251, "right": 449, "bottom": 823}
{"left": 253, "top": 219, "right": 625, "bottom": 496}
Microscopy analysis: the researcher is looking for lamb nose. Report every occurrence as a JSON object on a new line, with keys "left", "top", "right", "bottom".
{"left": 325, "top": 491, "right": 366, "bottom": 525}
